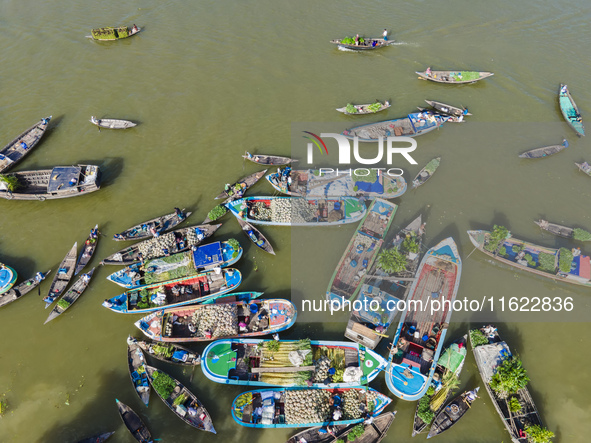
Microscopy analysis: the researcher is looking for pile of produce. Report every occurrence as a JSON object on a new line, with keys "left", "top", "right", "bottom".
{"left": 312, "top": 356, "right": 332, "bottom": 382}
{"left": 270, "top": 198, "right": 317, "bottom": 223}
{"left": 142, "top": 253, "right": 194, "bottom": 285}
{"left": 366, "top": 102, "right": 382, "bottom": 113}
{"left": 191, "top": 304, "right": 238, "bottom": 338}
{"left": 91, "top": 26, "right": 128, "bottom": 40}
{"left": 134, "top": 229, "right": 203, "bottom": 260}
{"left": 341, "top": 389, "right": 379, "bottom": 420}
{"left": 285, "top": 390, "right": 331, "bottom": 424}
{"left": 259, "top": 340, "right": 313, "bottom": 386}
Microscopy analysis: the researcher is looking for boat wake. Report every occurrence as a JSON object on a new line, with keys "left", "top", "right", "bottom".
{"left": 337, "top": 46, "right": 357, "bottom": 52}
{"left": 390, "top": 41, "right": 420, "bottom": 47}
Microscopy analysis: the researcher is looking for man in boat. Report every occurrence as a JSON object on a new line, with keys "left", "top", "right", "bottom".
{"left": 19, "top": 141, "right": 28, "bottom": 150}
{"left": 174, "top": 207, "right": 185, "bottom": 220}
{"left": 81, "top": 273, "right": 91, "bottom": 284}
{"left": 382, "top": 28, "right": 388, "bottom": 41}
{"left": 463, "top": 389, "right": 479, "bottom": 403}
{"left": 354, "top": 34, "right": 360, "bottom": 45}
{"left": 425, "top": 67, "right": 432, "bottom": 77}
{"left": 132, "top": 24, "right": 139, "bottom": 33}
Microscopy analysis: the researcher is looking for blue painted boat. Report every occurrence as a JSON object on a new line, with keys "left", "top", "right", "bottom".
{"left": 106, "top": 240, "right": 242, "bottom": 289}
{"left": 232, "top": 387, "right": 391, "bottom": 428}
{"left": 0, "top": 264, "right": 17, "bottom": 294}
{"left": 102, "top": 270, "right": 247, "bottom": 314}
{"left": 201, "top": 338, "right": 387, "bottom": 387}
{"left": 385, "top": 237, "right": 462, "bottom": 401}
{"left": 559, "top": 84, "right": 584, "bottom": 136}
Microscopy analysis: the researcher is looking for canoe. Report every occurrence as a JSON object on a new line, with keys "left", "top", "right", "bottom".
{"left": 0, "top": 263, "right": 17, "bottom": 295}
{"left": 127, "top": 338, "right": 151, "bottom": 406}
{"left": 416, "top": 70, "right": 494, "bottom": 84}
{"left": 102, "top": 270, "right": 246, "bottom": 314}
{"left": 90, "top": 116, "right": 137, "bottom": 129}
{"left": 266, "top": 167, "right": 300, "bottom": 196}
{"left": 43, "top": 243, "right": 78, "bottom": 307}
{"left": 232, "top": 387, "right": 392, "bottom": 428}
{"left": 106, "top": 240, "right": 243, "bottom": 289}
{"left": 533, "top": 219, "right": 591, "bottom": 240}
{"left": 113, "top": 209, "right": 190, "bottom": 241}
{"left": 385, "top": 237, "right": 462, "bottom": 401}
{"left": 135, "top": 298, "right": 297, "bottom": 343}
{"left": 0, "top": 116, "right": 51, "bottom": 174}
{"left": 44, "top": 268, "right": 95, "bottom": 324}
{"left": 115, "top": 399, "right": 152, "bottom": 443}
{"left": 202, "top": 339, "right": 387, "bottom": 388}
{"left": 343, "top": 111, "right": 446, "bottom": 142}
{"left": 0, "top": 270, "right": 50, "bottom": 308}
{"left": 336, "top": 101, "right": 391, "bottom": 115}
{"left": 226, "top": 196, "right": 367, "bottom": 227}
{"left": 215, "top": 170, "right": 267, "bottom": 202}
{"left": 468, "top": 228, "right": 591, "bottom": 288}
{"left": 575, "top": 161, "right": 591, "bottom": 177}
{"left": 242, "top": 153, "right": 296, "bottom": 166}
{"left": 145, "top": 365, "right": 216, "bottom": 433}
{"left": 89, "top": 26, "right": 141, "bottom": 41}
{"left": 330, "top": 37, "right": 394, "bottom": 50}
{"left": 75, "top": 225, "right": 99, "bottom": 275}
{"left": 235, "top": 217, "right": 276, "bottom": 255}
{"left": 101, "top": 224, "right": 220, "bottom": 266}
{"left": 0, "top": 165, "right": 101, "bottom": 201}
{"left": 426, "top": 387, "right": 480, "bottom": 439}
{"left": 424, "top": 101, "right": 471, "bottom": 117}
{"left": 470, "top": 325, "right": 544, "bottom": 443}
{"left": 130, "top": 336, "right": 201, "bottom": 366}
{"left": 77, "top": 431, "right": 115, "bottom": 443}
{"left": 326, "top": 199, "right": 398, "bottom": 303}
{"left": 519, "top": 140, "right": 567, "bottom": 158}
{"left": 286, "top": 412, "right": 397, "bottom": 443}
{"left": 412, "top": 157, "right": 441, "bottom": 188}
{"left": 559, "top": 84, "right": 585, "bottom": 136}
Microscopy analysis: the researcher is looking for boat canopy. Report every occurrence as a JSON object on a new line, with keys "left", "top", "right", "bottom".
{"left": 48, "top": 167, "right": 82, "bottom": 192}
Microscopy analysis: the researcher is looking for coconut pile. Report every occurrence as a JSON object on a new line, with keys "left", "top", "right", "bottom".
{"left": 135, "top": 229, "right": 202, "bottom": 260}
{"left": 191, "top": 304, "right": 238, "bottom": 338}
{"left": 312, "top": 356, "right": 332, "bottom": 382}
{"left": 284, "top": 389, "right": 331, "bottom": 424}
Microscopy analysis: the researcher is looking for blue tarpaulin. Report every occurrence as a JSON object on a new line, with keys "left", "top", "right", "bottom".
{"left": 192, "top": 241, "right": 223, "bottom": 268}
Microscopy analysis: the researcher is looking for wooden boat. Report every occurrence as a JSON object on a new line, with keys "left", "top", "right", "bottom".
{"left": 336, "top": 101, "right": 391, "bottom": 115}
{"left": 575, "top": 161, "right": 591, "bottom": 177}
{"left": 115, "top": 399, "right": 152, "bottom": 443}
{"left": 468, "top": 228, "right": 591, "bottom": 288}
{"left": 102, "top": 270, "right": 246, "bottom": 314}
{"left": 533, "top": 219, "right": 591, "bottom": 241}
{"left": 89, "top": 26, "right": 141, "bottom": 41}
{"left": 201, "top": 338, "right": 387, "bottom": 387}
{"left": 416, "top": 70, "right": 494, "bottom": 84}
{"left": 0, "top": 263, "right": 17, "bottom": 295}
{"left": 101, "top": 224, "right": 220, "bottom": 266}
{"left": 215, "top": 170, "right": 267, "bottom": 202}
{"left": 470, "top": 325, "right": 544, "bottom": 443}
{"left": 343, "top": 111, "right": 447, "bottom": 142}
{"left": 0, "top": 116, "right": 51, "bottom": 174}
{"left": 519, "top": 140, "right": 567, "bottom": 158}
{"left": 106, "top": 240, "right": 243, "bottom": 289}
{"left": 0, "top": 165, "right": 101, "bottom": 201}
{"left": 242, "top": 152, "right": 296, "bottom": 166}
{"left": 226, "top": 196, "right": 367, "bottom": 227}
{"left": 559, "top": 84, "right": 584, "bottom": 136}
{"left": 326, "top": 199, "right": 398, "bottom": 303}
{"left": 90, "top": 116, "right": 136, "bottom": 129}
{"left": 412, "top": 157, "right": 441, "bottom": 189}
{"left": 424, "top": 101, "right": 471, "bottom": 117}
{"left": 286, "top": 412, "right": 397, "bottom": 443}
{"left": 44, "top": 268, "right": 95, "bottom": 324}
{"left": 113, "top": 209, "right": 190, "bottom": 241}
{"left": 77, "top": 431, "right": 115, "bottom": 443}
{"left": 235, "top": 217, "right": 275, "bottom": 255}
{"left": 43, "top": 243, "right": 77, "bottom": 307}
{"left": 330, "top": 37, "right": 394, "bottom": 50}
{"left": 127, "top": 337, "right": 151, "bottom": 406}
{"left": 426, "top": 387, "right": 480, "bottom": 439}
{"left": 75, "top": 225, "right": 99, "bottom": 275}
{"left": 0, "top": 270, "right": 50, "bottom": 308}
{"left": 385, "top": 238, "right": 462, "bottom": 401}
{"left": 232, "top": 387, "right": 391, "bottom": 428}
{"left": 130, "top": 336, "right": 201, "bottom": 366}
{"left": 145, "top": 365, "right": 216, "bottom": 433}
{"left": 135, "top": 298, "right": 297, "bottom": 343}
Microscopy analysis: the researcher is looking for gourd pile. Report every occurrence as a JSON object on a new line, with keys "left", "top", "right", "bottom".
{"left": 136, "top": 229, "right": 202, "bottom": 259}
{"left": 341, "top": 389, "right": 380, "bottom": 420}
{"left": 284, "top": 390, "right": 331, "bottom": 424}
{"left": 191, "top": 304, "right": 238, "bottom": 338}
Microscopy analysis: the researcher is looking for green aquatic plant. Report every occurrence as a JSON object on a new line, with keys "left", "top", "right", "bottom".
{"left": 377, "top": 248, "right": 408, "bottom": 274}
{"left": 265, "top": 340, "right": 281, "bottom": 353}
{"left": 417, "top": 392, "right": 435, "bottom": 424}
{"left": 226, "top": 238, "right": 241, "bottom": 258}
{"left": 402, "top": 235, "right": 419, "bottom": 254}
{"left": 508, "top": 396, "right": 522, "bottom": 413}
{"left": 57, "top": 299, "right": 71, "bottom": 310}
{"left": 484, "top": 225, "right": 510, "bottom": 252}
{"left": 352, "top": 168, "right": 378, "bottom": 183}
{"left": 489, "top": 357, "right": 529, "bottom": 399}
{"left": 558, "top": 248, "right": 574, "bottom": 273}
{"left": 347, "top": 424, "right": 365, "bottom": 441}
{"left": 0, "top": 174, "right": 20, "bottom": 192}
{"left": 470, "top": 329, "right": 489, "bottom": 347}
{"left": 172, "top": 393, "right": 188, "bottom": 407}
{"left": 346, "top": 103, "right": 358, "bottom": 114}
{"left": 537, "top": 252, "right": 556, "bottom": 273}
{"left": 424, "top": 158, "right": 440, "bottom": 174}
{"left": 498, "top": 246, "right": 507, "bottom": 257}
{"left": 524, "top": 253, "right": 536, "bottom": 267}
{"left": 151, "top": 370, "right": 176, "bottom": 398}
{"left": 367, "top": 102, "right": 382, "bottom": 113}
{"left": 573, "top": 228, "right": 591, "bottom": 241}
{"left": 524, "top": 424, "right": 555, "bottom": 443}
{"left": 207, "top": 205, "right": 228, "bottom": 221}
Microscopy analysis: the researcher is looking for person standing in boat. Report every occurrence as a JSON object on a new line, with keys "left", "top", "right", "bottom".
{"left": 354, "top": 34, "right": 360, "bottom": 45}
{"left": 382, "top": 29, "right": 388, "bottom": 41}
{"left": 132, "top": 24, "right": 139, "bottom": 33}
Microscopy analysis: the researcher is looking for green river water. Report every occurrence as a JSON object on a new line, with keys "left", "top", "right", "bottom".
{"left": 1, "top": 0, "right": 590, "bottom": 442}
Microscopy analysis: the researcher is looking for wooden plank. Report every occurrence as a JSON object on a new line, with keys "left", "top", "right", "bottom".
{"left": 251, "top": 365, "right": 316, "bottom": 373}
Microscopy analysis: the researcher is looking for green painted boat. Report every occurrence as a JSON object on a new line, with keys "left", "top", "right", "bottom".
{"left": 559, "top": 84, "right": 584, "bottom": 136}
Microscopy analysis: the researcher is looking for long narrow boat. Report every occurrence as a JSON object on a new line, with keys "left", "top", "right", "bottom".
{"left": 575, "top": 161, "right": 591, "bottom": 177}
{"left": 0, "top": 165, "right": 101, "bottom": 201}
{"left": 0, "top": 263, "right": 17, "bottom": 294}
{"left": 559, "top": 84, "right": 584, "bottom": 136}
{"left": 77, "top": 431, "right": 115, "bottom": 443}
{"left": 115, "top": 399, "right": 152, "bottom": 443}
{"left": 336, "top": 101, "right": 391, "bottom": 115}
{"left": 101, "top": 224, "right": 220, "bottom": 266}
{"left": 235, "top": 217, "right": 275, "bottom": 255}
{"left": 113, "top": 209, "right": 190, "bottom": 241}
{"left": 424, "top": 101, "right": 471, "bottom": 117}
{"left": 232, "top": 387, "right": 391, "bottom": 428}
{"left": 286, "top": 412, "right": 397, "bottom": 443}
{"left": 0, "top": 116, "right": 51, "bottom": 173}
{"left": 417, "top": 70, "right": 494, "bottom": 84}
{"left": 130, "top": 336, "right": 201, "bottom": 366}
{"left": 413, "top": 157, "right": 441, "bottom": 188}
{"left": 102, "top": 270, "right": 246, "bottom": 314}
{"left": 426, "top": 387, "right": 480, "bottom": 439}
{"left": 242, "top": 152, "right": 296, "bottom": 166}
{"left": 326, "top": 199, "right": 398, "bottom": 303}
{"left": 201, "top": 338, "right": 387, "bottom": 387}
{"left": 226, "top": 196, "right": 367, "bottom": 227}
{"left": 127, "top": 338, "right": 150, "bottom": 406}
{"left": 90, "top": 116, "right": 136, "bottom": 129}
{"left": 75, "top": 225, "right": 99, "bottom": 275}
{"left": 385, "top": 237, "right": 462, "bottom": 401}
{"left": 215, "top": 170, "right": 268, "bottom": 202}
{"left": 519, "top": 140, "right": 567, "bottom": 158}
{"left": 0, "top": 270, "right": 50, "bottom": 308}
{"left": 44, "top": 268, "right": 95, "bottom": 324}
{"left": 106, "top": 240, "right": 243, "bottom": 289}
{"left": 470, "top": 325, "right": 544, "bottom": 443}
{"left": 330, "top": 37, "right": 394, "bottom": 50}
{"left": 89, "top": 26, "right": 141, "bottom": 41}
{"left": 145, "top": 365, "right": 216, "bottom": 433}
{"left": 43, "top": 243, "right": 77, "bottom": 307}
{"left": 534, "top": 219, "right": 591, "bottom": 241}
{"left": 468, "top": 228, "right": 591, "bottom": 287}
{"left": 135, "top": 298, "right": 297, "bottom": 343}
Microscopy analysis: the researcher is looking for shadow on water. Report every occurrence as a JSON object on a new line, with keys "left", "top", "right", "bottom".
{"left": 90, "top": 157, "right": 124, "bottom": 189}
{"left": 0, "top": 251, "right": 36, "bottom": 281}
